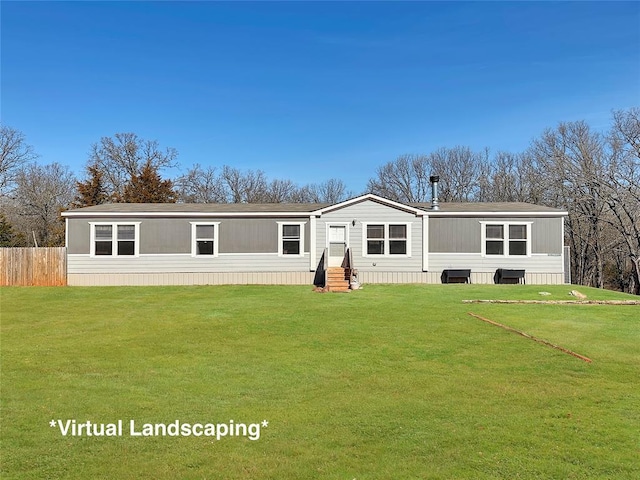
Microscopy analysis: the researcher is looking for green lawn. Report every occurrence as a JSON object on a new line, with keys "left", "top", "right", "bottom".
{"left": 1, "top": 284, "right": 638, "bottom": 479}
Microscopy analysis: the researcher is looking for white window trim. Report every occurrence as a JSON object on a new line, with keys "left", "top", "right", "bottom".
{"left": 277, "top": 222, "right": 306, "bottom": 257}
{"left": 190, "top": 222, "right": 220, "bottom": 257}
{"left": 309, "top": 215, "right": 318, "bottom": 270}
{"left": 480, "top": 221, "right": 532, "bottom": 257}
{"left": 362, "top": 222, "right": 412, "bottom": 257}
{"left": 89, "top": 222, "right": 141, "bottom": 257}
{"left": 422, "top": 216, "right": 429, "bottom": 271}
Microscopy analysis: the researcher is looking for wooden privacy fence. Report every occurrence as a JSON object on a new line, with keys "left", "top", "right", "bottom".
{"left": 0, "top": 247, "right": 67, "bottom": 286}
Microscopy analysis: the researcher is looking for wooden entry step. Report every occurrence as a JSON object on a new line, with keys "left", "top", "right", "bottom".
{"left": 327, "top": 267, "right": 350, "bottom": 293}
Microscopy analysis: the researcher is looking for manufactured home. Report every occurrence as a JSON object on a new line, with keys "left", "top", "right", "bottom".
{"left": 62, "top": 192, "right": 567, "bottom": 288}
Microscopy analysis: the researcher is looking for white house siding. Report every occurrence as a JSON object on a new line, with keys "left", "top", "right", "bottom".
{"left": 67, "top": 253, "right": 313, "bottom": 285}
{"left": 67, "top": 271, "right": 313, "bottom": 286}
{"left": 67, "top": 252, "right": 310, "bottom": 274}
{"left": 315, "top": 199, "right": 424, "bottom": 273}
{"left": 428, "top": 253, "right": 562, "bottom": 272}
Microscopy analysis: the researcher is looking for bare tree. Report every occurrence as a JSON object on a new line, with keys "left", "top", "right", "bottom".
{"left": 260, "top": 179, "right": 296, "bottom": 203}
{"left": 221, "top": 166, "right": 269, "bottom": 203}
{"left": 175, "top": 164, "right": 227, "bottom": 203}
{"left": 429, "top": 146, "right": 488, "bottom": 202}
{"left": 296, "top": 178, "right": 352, "bottom": 203}
{"left": 0, "top": 125, "right": 38, "bottom": 196}
{"left": 530, "top": 121, "right": 612, "bottom": 288}
{"left": 484, "top": 152, "right": 543, "bottom": 203}
{"left": 8, "top": 163, "right": 76, "bottom": 246}
{"left": 176, "top": 164, "right": 352, "bottom": 205}
{"left": 241, "top": 169, "right": 270, "bottom": 203}
{"left": 610, "top": 107, "right": 640, "bottom": 160}
{"left": 366, "top": 154, "right": 433, "bottom": 202}
{"left": 604, "top": 108, "right": 640, "bottom": 294}
{"left": 367, "top": 148, "right": 494, "bottom": 204}
{"left": 88, "top": 133, "right": 178, "bottom": 200}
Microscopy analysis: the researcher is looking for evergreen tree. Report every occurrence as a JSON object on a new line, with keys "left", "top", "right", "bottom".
{"left": 119, "top": 160, "right": 177, "bottom": 203}
{"left": 0, "top": 214, "right": 27, "bottom": 246}
{"left": 73, "top": 164, "right": 109, "bottom": 207}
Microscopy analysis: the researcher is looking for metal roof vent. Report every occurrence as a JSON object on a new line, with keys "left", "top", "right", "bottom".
{"left": 429, "top": 175, "right": 440, "bottom": 210}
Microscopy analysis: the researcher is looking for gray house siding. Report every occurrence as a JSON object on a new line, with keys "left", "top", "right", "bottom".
{"left": 220, "top": 218, "right": 310, "bottom": 254}
{"left": 531, "top": 217, "right": 563, "bottom": 254}
{"left": 428, "top": 217, "right": 563, "bottom": 254}
{"left": 68, "top": 217, "right": 193, "bottom": 255}
{"left": 67, "top": 219, "right": 91, "bottom": 254}
{"left": 428, "top": 217, "right": 481, "bottom": 253}
{"left": 143, "top": 219, "right": 192, "bottom": 254}
{"left": 316, "top": 199, "right": 424, "bottom": 273}
{"left": 68, "top": 216, "right": 310, "bottom": 255}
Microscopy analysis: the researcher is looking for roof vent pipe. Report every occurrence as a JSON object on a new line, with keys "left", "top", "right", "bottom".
{"left": 429, "top": 175, "right": 440, "bottom": 210}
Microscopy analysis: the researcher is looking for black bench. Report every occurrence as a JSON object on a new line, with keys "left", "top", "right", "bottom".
{"left": 495, "top": 269, "right": 526, "bottom": 284}
{"left": 442, "top": 269, "right": 471, "bottom": 284}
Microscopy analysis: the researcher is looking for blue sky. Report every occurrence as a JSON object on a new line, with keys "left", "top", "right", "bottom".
{"left": 2, "top": 1, "right": 639, "bottom": 193}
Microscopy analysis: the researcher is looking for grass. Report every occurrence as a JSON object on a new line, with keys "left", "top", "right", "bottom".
{"left": 1, "top": 284, "right": 638, "bottom": 479}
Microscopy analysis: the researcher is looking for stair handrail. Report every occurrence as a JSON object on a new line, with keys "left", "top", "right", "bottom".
{"left": 323, "top": 247, "right": 328, "bottom": 288}
{"left": 313, "top": 248, "right": 328, "bottom": 288}
{"left": 340, "top": 247, "right": 355, "bottom": 283}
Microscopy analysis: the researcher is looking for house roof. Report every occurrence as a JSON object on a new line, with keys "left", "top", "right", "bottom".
{"left": 412, "top": 202, "right": 566, "bottom": 215}
{"left": 62, "top": 195, "right": 567, "bottom": 217}
{"left": 63, "top": 202, "right": 329, "bottom": 214}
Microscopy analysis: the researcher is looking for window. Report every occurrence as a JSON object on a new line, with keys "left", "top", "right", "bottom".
{"left": 367, "top": 225, "right": 385, "bottom": 254}
{"left": 508, "top": 225, "right": 527, "bottom": 256}
{"left": 481, "top": 222, "right": 531, "bottom": 257}
{"left": 485, "top": 224, "right": 504, "bottom": 255}
{"left": 282, "top": 225, "right": 300, "bottom": 255}
{"left": 91, "top": 223, "right": 140, "bottom": 257}
{"left": 117, "top": 225, "right": 135, "bottom": 255}
{"left": 278, "top": 222, "right": 306, "bottom": 256}
{"left": 191, "top": 223, "right": 219, "bottom": 257}
{"left": 389, "top": 224, "right": 407, "bottom": 254}
{"left": 364, "top": 223, "right": 411, "bottom": 256}
{"left": 94, "top": 225, "right": 113, "bottom": 255}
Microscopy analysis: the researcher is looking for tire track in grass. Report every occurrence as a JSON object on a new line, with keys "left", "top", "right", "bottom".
{"left": 467, "top": 312, "right": 592, "bottom": 363}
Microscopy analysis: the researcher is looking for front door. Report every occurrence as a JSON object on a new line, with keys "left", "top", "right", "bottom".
{"left": 328, "top": 225, "right": 347, "bottom": 267}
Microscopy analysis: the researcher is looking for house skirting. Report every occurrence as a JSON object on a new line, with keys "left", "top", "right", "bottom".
{"left": 358, "top": 271, "right": 564, "bottom": 285}
{"left": 68, "top": 271, "right": 565, "bottom": 286}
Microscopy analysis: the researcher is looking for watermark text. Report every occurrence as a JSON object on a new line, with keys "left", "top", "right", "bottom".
{"left": 49, "top": 419, "right": 267, "bottom": 440}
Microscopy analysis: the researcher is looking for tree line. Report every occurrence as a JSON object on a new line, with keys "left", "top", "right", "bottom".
{"left": 1, "top": 108, "right": 638, "bottom": 294}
